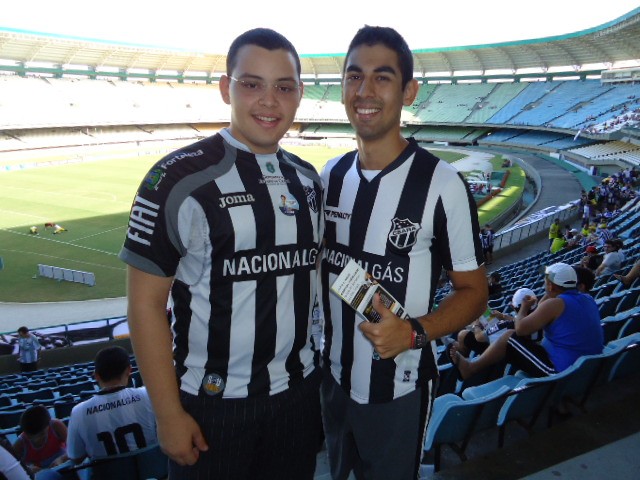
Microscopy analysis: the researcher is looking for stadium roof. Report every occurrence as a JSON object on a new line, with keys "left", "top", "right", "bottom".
{"left": 0, "top": 8, "right": 639, "bottom": 80}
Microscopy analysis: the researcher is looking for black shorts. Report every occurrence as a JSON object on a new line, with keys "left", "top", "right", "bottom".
{"left": 170, "top": 369, "right": 322, "bottom": 480}
{"left": 506, "top": 335, "right": 556, "bottom": 377}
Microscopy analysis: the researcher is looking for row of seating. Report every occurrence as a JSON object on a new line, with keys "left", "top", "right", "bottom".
{"left": 424, "top": 333, "right": 640, "bottom": 471}
{"left": 0, "top": 359, "right": 143, "bottom": 437}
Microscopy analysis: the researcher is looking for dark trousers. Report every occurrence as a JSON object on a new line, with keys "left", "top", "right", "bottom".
{"left": 321, "top": 373, "right": 432, "bottom": 480}
{"left": 170, "top": 369, "right": 322, "bottom": 480}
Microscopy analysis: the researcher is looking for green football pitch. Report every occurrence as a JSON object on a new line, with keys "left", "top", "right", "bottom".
{"left": 0, "top": 145, "right": 522, "bottom": 303}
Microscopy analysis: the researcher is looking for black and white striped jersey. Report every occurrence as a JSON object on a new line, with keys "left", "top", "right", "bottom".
{"left": 320, "top": 138, "right": 483, "bottom": 404}
{"left": 119, "top": 130, "right": 323, "bottom": 399}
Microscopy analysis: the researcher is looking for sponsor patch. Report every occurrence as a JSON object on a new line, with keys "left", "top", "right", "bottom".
{"left": 202, "top": 373, "right": 225, "bottom": 396}
{"left": 143, "top": 168, "right": 166, "bottom": 191}
{"left": 278, "top": 193, "right": 299, "bottom": 216}
{"left": 259, "top": 176, "right": 290, "bottom": 186}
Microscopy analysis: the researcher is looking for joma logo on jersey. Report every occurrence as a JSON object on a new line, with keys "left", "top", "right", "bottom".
{"left": 388, "top": 218, "right": 421, "bottom": 250}
{"left": 218, "top": 193, "right": 256, "bottom": 209}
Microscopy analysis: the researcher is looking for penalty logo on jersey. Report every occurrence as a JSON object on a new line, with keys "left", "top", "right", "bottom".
{"left": 388, "top": 218, "right": 421, "bottom": 250}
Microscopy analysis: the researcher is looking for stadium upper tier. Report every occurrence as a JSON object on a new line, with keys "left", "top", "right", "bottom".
{"left": 0, "top": 7, "right": 639, "bottom": 80}
{"left": 0, "top": 75, "right": 638, "bottom": 135}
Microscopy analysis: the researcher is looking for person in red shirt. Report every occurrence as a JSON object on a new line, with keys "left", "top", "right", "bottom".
{"left": 12, "top": 406, "right": 68, "bottom": 475}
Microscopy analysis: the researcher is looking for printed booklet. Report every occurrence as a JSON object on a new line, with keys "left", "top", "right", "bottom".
{"left": 330, "top": 259, "right": 409, "bottom": 323}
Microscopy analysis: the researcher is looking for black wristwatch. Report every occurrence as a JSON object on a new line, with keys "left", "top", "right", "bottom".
{"left": 408, "top": 317, "right": 429, "bottom": 349}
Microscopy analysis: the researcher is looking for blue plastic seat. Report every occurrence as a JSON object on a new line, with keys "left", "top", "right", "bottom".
{"left": 424, "top": 385, "right": 512, "bottom": 471}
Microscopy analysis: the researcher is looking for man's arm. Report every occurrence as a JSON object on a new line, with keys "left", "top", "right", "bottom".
{"left": 514, "top": 296, "right": 564, "bottom": 336}
{"left": 126, "top": 266, "right": 208, "bottom": 466}
{"left": 360, "top": 266, "right": 488, "bottom": 359}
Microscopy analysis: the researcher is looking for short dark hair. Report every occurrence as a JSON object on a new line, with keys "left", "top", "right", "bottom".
{"left": 573, "top": 266, "right": 596, "bottom": 293}
{"left": 226, "top": 28, "right": 301, "bottom": 78}
{"left": 20, "top": 405, "right": 50, "bottom": 435}
{"left": 94, "top": 346, "right": 131, "bottom": 382}
{"left": 344, "top": 25, "right": 414, "bottom": 89}
{"left": 17, "top": 326, "right": 28, "bottom": 334}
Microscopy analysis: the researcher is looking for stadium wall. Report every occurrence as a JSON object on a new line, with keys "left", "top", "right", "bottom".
{"left": 0, "top": 337, "right": 132, "bottom": 375}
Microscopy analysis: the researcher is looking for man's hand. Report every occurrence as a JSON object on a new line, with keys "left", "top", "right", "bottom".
{"left": 157, "top": 409, "right": 209, "bottom": 466}
{"left": 521, "top": 295, "right": 537, "bottom": 312}
{"left": 358, "top": 293, "right": 412, "bottom": 359}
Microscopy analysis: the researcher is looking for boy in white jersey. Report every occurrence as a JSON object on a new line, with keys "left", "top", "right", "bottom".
{"left": 66, "top": 346, "right": 157, "bottom": 462}
{"left": 120, "top": 28, "right": 323, "bottom": 479}
{"left": 320, "top": 26, "right": 487, "bottom": 479}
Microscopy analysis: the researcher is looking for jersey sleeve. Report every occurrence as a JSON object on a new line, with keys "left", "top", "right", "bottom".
{"left": 433, "top": 165, "right": 484, "bottom": 272}
{"left": 118, "top": 160, "right": 185, "bottom": 277}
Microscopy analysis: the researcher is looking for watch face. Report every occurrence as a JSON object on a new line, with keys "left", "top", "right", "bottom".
{"left": 414, "top": 333, "right": 429, "bottom": 349}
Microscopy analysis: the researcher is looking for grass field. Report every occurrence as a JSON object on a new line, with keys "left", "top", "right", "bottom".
{"left": 0, "top": 145, "right": 521, "bottom": 302}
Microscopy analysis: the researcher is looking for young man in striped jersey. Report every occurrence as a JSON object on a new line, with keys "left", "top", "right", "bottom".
{"left": 320, "top": 26, "right": 488, "bottom": 479}
{"left": 119, "top": 28, "right": 323, "bottom": 479}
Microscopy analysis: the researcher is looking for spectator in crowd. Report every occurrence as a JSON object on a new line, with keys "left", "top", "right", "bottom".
{"left": 16, "top": 327, "right": 41, "bottom": 373}
{"left": 66, "top": 346, "right": 157, "bottom": 463}
{"left": 487, "top": 272, "right": 503, "bottom": 299}
{"left": 595, "top": 221, "right": 613, "bottom": 246}
{"left": 320, "top": 25, "right": 487, "bottom": 480}
{"left": 548, "top": 218, "right": 561, "bottom": 247}
{"left": 480, "top": 224, "right": 495, "bottom": 265}
{"left": 595, "top": 238, "right": 625, "bottom": 277}
{"left": 580, "top": 245, "right": 603, "bottom": 273}
{"left": 614, "top": 259, "right": 640, "bottom": 288}
{"left": 573, "top": 265, "right": 596, "bottom": 295}
{"left": 119, "top": 28, "right": 323, "bottom": 480}
{"left": 452, "top": 263, "right": 603, "bottom": 380}
{"left": 550, "top": 233, "right": 568, "bottom": 254}
{"left": 12, "top": 406, "right": 68, "bottom": 475}
{"left": 452, "top": 287, "right": 538, "bottom": 359}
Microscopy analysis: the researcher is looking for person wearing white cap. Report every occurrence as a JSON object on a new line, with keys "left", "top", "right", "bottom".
{"left": 452, "top": 288, "right": 539, "bottom": 359}
{"left": 453, "top": 262, "right": 603, "bottom": 379}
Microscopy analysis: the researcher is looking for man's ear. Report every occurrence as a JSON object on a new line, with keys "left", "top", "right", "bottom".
{"left": 403, "top": 78, "right": 419, "bottom": 107}
{"left": 220, "top": 75, "right": 231, "bottom": 105}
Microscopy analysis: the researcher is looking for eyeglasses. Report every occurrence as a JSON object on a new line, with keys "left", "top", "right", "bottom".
{"left": 229, "top": 76, "right": 301, "bottom": 99}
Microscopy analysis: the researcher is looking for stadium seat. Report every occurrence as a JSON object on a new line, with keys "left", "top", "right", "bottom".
{"left": 615, "top": 288, "right": 640, "bottom": 316}
{"left": 618, "top": 313, "right": 640, "bottom": 339}
{"left": 15, "top": 387, "right": 56, "bottom": 404}
{"left": 0, "top": 409, "right": 23, "bottom": 432}
{"left": 495, "top": 372, "right": 565, "bottom": 448}
{"left": 547, "top": 353, "right": 606, "bottom": 422}
{"left": 84, "top": 443, "right": 168, "bottom": 480}
{"left": 608, "top": 338, "right": 640, "bottom": 382}
{"left": 57, "top": 380, "right": 97, "bottom": 397}
{"left": 424, "top": 385, "right": 512, "bottom": 472}
{"left": 0, "top": 395, "right": 12, "bottom": 409}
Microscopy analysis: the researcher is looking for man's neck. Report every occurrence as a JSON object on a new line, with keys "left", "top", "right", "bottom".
{"left": 356, "top": 134, "right": 408, "bottom": 171}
